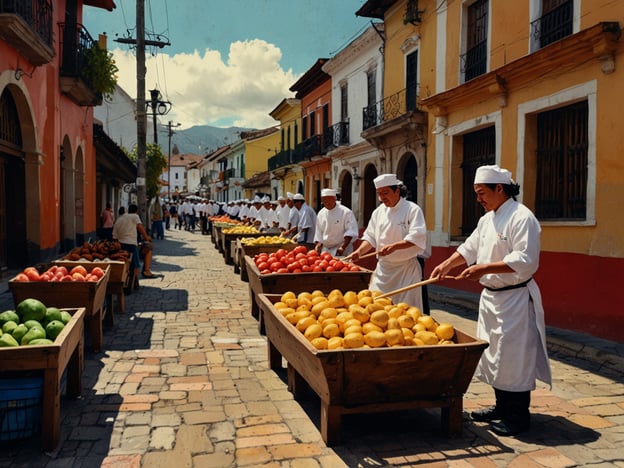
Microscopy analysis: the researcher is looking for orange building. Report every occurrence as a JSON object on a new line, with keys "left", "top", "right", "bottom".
{"left": 0, "top": 0, "right": 116, "bottom": 271}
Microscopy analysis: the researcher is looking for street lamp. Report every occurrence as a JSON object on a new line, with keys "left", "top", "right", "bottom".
{"left": 168, "top": 122, "right": 181, "bottom": 199}
{"left": 147, "top": 88, "right": 172, "bottom": 145}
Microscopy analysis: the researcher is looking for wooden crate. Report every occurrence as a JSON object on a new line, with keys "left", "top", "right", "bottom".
{"left": 220, "top": 231, "right": 264, "bottom": 265}
{"left": 53, "top": 257, "right": 131, "bottom": 316}
{"left": 0, "top": 307, "right": 85, "bottom": 451}
{"left": 245, "top": 256, "right": 372, "bottom": 333}
{"left": 236, "top": 240, "right": 297, "bottom": 281}
{"left": 257, "top": 294, "right": 488, "bottom": 445}
{"left": 8, "top": 265, "right": 110, "bottom": 353}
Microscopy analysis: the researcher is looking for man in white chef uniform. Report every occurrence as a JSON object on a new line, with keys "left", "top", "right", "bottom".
{"left": 350, "top": 174, "right": 427, "bottom": 311}
{"left": 313, "top": 188, "right": 359, "bottom": 256}
{"left": 430, "top": 164, "right": 552, "bottom": 437}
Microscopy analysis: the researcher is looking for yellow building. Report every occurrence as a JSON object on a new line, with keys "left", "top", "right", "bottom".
{"left": 268, "top": 98, "right": 304, "bottom": 197}
{"left": 357, "top": 0, "right": 624, "bottom": 342}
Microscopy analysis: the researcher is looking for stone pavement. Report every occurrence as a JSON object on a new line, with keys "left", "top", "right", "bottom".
{"left": 0, "top": 228, "right": 623, "bottom": 467}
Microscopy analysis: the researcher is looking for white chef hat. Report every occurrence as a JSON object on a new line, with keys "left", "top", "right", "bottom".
{"left": 262, "top": 196, "right": 270, "bottom": 203}
{"left": 277, "top": 195, "right": 285, "bottom": 201}
{"left": 286, "top": 192, "right": 294, "bottom": 200}
{"left": 253, "top": 196, "right": 262, "bottom": 203}
{"left": 373, "top": 174, "right": 402, "bottom": 189}
{"left": 321, "top": 188, "right": 337, "bottom": 197}
{"left": 293, "top": 193, "right": 305, "bottom": 201}
{"left": 474, "top": 165, "right": 513, "bottom": 185}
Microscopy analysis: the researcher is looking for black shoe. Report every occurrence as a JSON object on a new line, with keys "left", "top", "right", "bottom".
{"left": 490, "top": 417, "right": 530, "bottom": 436}
{"left": 471, "top": 406, "right": 503, "bottom": 422}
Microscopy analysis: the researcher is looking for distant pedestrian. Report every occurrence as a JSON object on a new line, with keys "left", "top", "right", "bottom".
{"left": 100, "top": 202, "right": 115, "bottom": 241}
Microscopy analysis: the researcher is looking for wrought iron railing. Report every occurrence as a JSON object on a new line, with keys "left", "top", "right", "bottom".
{"left": 531, "top": 0, "right": 573, "bottom": 49}
{"left": 362, "top": 85, "right": 421, "bottom": 130}
{"left": 460, "top": 40, "right": 487, "bottom": 81}
{"left": 58, "top": 22, "right": 96, "bottom": 87}
{"left": 268, "top": 149, "right": 292, "bottom": 171}
{"left": 0, "top": 0, "right": 53, "bottom": 48}
{"left": 224, "top": 167, "right": 238, "bottom": 179}
{"left": 324, "top": 121, "right": 350, "bottom": 149}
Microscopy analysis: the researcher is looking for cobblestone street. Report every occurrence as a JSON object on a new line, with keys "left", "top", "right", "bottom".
{"left": 0, "top": 228, "right": 623, "bottom": 467}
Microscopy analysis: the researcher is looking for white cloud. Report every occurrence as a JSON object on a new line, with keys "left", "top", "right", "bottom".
{"left": 111, "top": 39, "right": 298, "bottom": 129}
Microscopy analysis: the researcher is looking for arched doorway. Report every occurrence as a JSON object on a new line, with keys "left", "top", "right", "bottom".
{"left": 60, "top": 136, "right": 75, "bottom": 252}
{"left": 362, "top": 163, "right": 378, "bottom": 225}
{"left": 340, "top": 170, "right": 352, "bottom": 209}
{"left": 0, "top": 88, "right": 27, "bottom": 270}
{"left": 75, "top": 147, "right": 85, "bottom": 245}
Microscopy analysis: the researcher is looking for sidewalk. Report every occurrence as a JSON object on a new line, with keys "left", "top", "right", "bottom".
{"left": 0, "top": 230, "right": 622, "bottom": 467}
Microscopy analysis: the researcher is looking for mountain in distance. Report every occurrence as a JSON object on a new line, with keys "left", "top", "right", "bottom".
{"left": 167, "top": 124, "right": 253, "bottom": 156}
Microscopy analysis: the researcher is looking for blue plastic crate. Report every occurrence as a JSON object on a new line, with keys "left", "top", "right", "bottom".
{"left": 0, "top": 375, "right": 43, "bottom": 441}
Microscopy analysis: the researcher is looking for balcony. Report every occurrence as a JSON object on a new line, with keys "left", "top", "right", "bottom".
{"left": 362, "top": 85, "right": 422, "bottom": 131}
{"left": 460, "top": 40, "right": 487, "bottom": 82}
{"left": 58, "top": 22, "right": 101, "bottom": 106}
{"left": 268, "top": 149, "right": 292, "bottom": 171}
{"left": 298, "top": 135, "right": 326, "bottom": 161}
{"left": 531, "top": 0, "right": 573, "bottom": 49}
{"left": 0, "top": 0, "right": 54, "bottom": 66}
{"left": 324, "top": 121, "right": 350, "bottom": 150}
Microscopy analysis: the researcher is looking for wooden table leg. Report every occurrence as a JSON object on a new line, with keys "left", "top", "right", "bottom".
{"left": 268, "top": 340, "right": 282, "bottom": 370}
{"left": 66, "top": 337, "right": 83, "bottom": 399}
{"left": 287, "top": 364, "right": 308, "bottom": 397}
{"left": 90, "top": 308, "right": 103, "bottom": 353}
{"left": 441, "top": 397, "right": 463, "bottom": 437}
{"left": 41, "top": 367, "right": 60, "bottom": 451}
{"left": 320, "top": 401, "right": 342, "bottom": 446}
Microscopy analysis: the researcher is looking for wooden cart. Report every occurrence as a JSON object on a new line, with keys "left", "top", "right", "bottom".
{"left": 257, "top": 294, "right": 488, "bottom": 445}
{"left": 9, "top": 266, "right": 110, "bottom": 353}
{"left": 220, "top": 230, "right": 264, "bottom": 265}
{"left": 53, "top": 257, "right": 131, "bottom": 317}
{"left": 245, "top": 257, "right": 372, "bottom": 333}
{"left": 0, "top": 307, "right": 85, "bottom": 451}
{"left": 234, "top": 240, "right": 297, "bottom": 281}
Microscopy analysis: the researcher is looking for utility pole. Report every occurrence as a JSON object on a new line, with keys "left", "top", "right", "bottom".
{"left": 114, "top": 0, "right": 170, "bottom": 224}
{"left": 136, "top": 0, "right": 147, "bottom": 223}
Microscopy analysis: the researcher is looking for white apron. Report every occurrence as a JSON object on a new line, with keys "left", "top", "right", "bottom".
{"left": 370, "top": 258, "right": 423, "bottom": 310}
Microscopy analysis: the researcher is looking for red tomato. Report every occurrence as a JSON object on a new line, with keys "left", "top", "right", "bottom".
{"left": 295, "top": 252, "right": 306, "bottom": 261}
{"left": 321, "top": 252, "right": 333, "bottom": 261}
{"left": 312, "top": 266, "right": 323, "bottom": 272}
{"left": 257, "top": 261, "right": 269, "bottom": 271}
{"left": 287, "top": 262, "right": 298, "bottom": 272}
{"left": 341, "top": 266, "right": 350, "bottom": 271}
{"left": 275, "top": 249, "right": 287, "bottom": 259}
{"left": 293, "top": 245, "right": 307, "bottom": 255}
{"left": 25, "top": 269, "right": 40, "bottom": 281}
{"left": 14, "top": 273, "right": 29, "bottom": 282}
{"left": 57, "top": 266, "right": 68, "bottom": 276}
{"left": 301, "top": 265, "right": 312, "bottom": 272}
{"left": 61, "top": 275, "right": 74, "bottom": 282}
{"left": 307, "top": 250, "right": 319, "bottom": 257}
{"left": 349, "top": 265, "right": 360, "bottom": 271}
{"left": 277, "top": 268, "right": 289, "bottom": 274}
{"left": 292, "top": 268, "right": 302, "bottom": 273}
{"left": 318, "top": 260, "right": 329, "bottom": 270}
{"left": 326, "top": 266, "right": 335, "bottom": 272}
{"left": 87, "top": 274, "right": 99, "bottom": 282}
{"left": 333, "top": 261, "right": 345, "bottom": 270}
{"left": 47, "top": 265, "right": 58, "bottom": 275}
{"left": 40, "top": 272, "right": 52, "bottom": 281}
{"left": 298, "top": 258, "right": 308, "bottom": 267}
{"left": 270, "top": 262, "right": 282, "bottom": 272}
{"left": 261, "top": 269, "right": 271, "bottom": 274}
{"left": 329, "top": 259, "right": 337, "bottom": 267}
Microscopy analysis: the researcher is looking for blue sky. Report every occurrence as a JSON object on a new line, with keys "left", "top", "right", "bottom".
{"left": 83, "top": 0, "right": 372, "bottom": 128}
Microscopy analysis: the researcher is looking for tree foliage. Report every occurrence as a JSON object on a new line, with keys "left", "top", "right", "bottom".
{"left": 127, "top": 144, "right": 167, "bottom": 199}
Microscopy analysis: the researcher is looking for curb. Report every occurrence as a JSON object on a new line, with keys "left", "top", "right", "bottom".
{"left": 429, "top": 285, "right": 624, "bottom": 378}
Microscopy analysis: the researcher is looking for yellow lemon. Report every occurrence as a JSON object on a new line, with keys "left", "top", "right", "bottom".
{"left": 322, "top": 323, "right": 341, "bottom": 339}
{"left": 362, "top": 322, "right": 383, "bottom": 334}
{"left": 311, "top": 301, "right": 331, "bottom": 317}
{"left": 435, "top": 323, "right": 455, "bottom": 341}
{"left": 281, "top": 291, "right": 296, "bottom": 302}
{"left": 344, "top": 324, "right": 363, "bottom": 336}
{"left": 418, "top": 315, "right": 438, "bottom": 331}
{"left": 343, "top": 332, "right": 365, "bottom": 349}
{"left": 358, "top": 296, "right": 374, "bottom": 308}
{"left": 364, "top": 330, "right": 386, "bottom": 348}
{"left": 310, "top": 337, "right": 329, "bottom": 350}
{"left": 319, "top": 307, "right": 338, "bottom": 323}
{"left": 273, "top": 301, "right": 289, "bottom": 310}
{"left": 343, "top": 291, "right": 358, "bottom": 306}
{"left": 304, "top": 323, "right": 323, "bottom": 341}
{"left": 296, "top": 316, "right": 317, "bottom": 333}
{"left": 357, "top": 289, "right": 372, "bottom": 299}
{"left": 397, "top": 314, "right": 415, "bottom": 329}
{"left": 311, "top": 289, "right": 325, "bottom": 298}
{"left": 386, "top": 317, "right": 400, "bottom": 330}
{"left": 415, "top": 330, "right": 439, "bottom": 345}
{"left": 384, "top": 328, "right": 404, "bottom": 346}
{"left": 328, "top": 336, "right": 344, "bottom": 349}
{"left": 370, "top": 310, "right": 389, "bottom": 329}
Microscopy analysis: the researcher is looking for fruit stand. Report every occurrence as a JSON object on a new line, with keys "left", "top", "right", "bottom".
{"left": 53, "top": 257, "right": 131, "bottom": 318}
{"left": 245, "top": 257, "right": 372, "bottom": 333}
{"left": 256, "top": 294, "right": 488, "bottom": 445}
{"left": 9, "top": 266, "right": 110, "bottom": 353}
{"left": 221, "top": 230, "right": 264, "bottom": 265}
{"left": 236, "top": 240, "right": 297, "bottom": 281}
{"left": 0, "top": 307, "right": 85, "bottom": 451}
